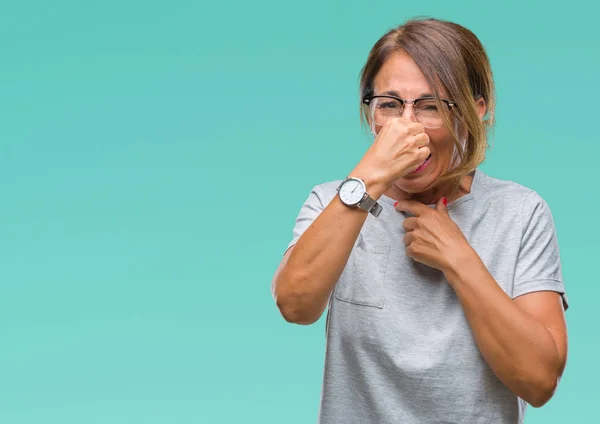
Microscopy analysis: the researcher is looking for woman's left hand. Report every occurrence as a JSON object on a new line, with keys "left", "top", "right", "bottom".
{"left": 394, "top": 197, "right": 477, "bottom": 274}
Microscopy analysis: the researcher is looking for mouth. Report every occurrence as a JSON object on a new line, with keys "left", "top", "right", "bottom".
{"left": 410, "top": 153, "right": 432, "bottom": 174}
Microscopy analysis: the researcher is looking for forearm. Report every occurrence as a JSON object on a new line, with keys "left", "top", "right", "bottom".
{"left": 274, "top": 196, "right": 370, "bottom": 324}
{"left": 445, "top": 254, "right": 563, "bottom": 407}
{"left": 274, "top": 171, "right": 389, "bottom": 324}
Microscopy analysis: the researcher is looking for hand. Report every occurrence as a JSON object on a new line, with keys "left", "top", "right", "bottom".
{"left": 395, "top": 197, "right": 477, "bottom": 275}
{"left": 350, "top": 118, "right": 431, "bottom": 196}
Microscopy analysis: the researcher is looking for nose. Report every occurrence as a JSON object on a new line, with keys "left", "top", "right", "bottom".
{"left": 401, "top": 102, "right": 418, "bottom": 122}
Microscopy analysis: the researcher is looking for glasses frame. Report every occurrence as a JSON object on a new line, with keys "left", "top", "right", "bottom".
{"left": 362, "top": 95, "right": 457, "bottom": 129}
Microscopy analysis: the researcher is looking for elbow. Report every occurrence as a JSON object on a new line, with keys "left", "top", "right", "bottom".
{"left": 276, "top": 296, "right": 321, "bottom": 325}
{"left": 527, "top": 390, "right": 554, "bottom": 408}
{"left": 273, "top": 276, "right": 322, "bottom": 325}
{"left": 524, "top": 374, "right": 559, "bottom": 408}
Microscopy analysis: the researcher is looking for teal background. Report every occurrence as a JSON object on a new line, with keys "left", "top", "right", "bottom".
{"left": 0, "top": 0, "right": 597, "bottom": 422}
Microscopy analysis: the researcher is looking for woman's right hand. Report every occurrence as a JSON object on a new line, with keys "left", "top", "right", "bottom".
{"left": 350, "top": 117, "right": 431, "bottom": 196}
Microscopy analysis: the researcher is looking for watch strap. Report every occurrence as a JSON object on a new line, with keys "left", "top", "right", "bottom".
{"left": 358, "top": 194, "right": 383, "bottom": 217}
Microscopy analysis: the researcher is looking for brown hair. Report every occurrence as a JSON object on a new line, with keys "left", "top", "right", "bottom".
{"left": 359, "top": 18, "right": 496, "bottom": 187}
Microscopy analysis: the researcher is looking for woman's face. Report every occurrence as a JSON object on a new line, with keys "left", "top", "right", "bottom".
{"left": 371, "top": 50, "right": 477, "bottom": 194}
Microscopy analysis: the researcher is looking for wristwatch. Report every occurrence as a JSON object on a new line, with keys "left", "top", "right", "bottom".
{"left": 336, "top": 177, "right": 382, "bottom": 217}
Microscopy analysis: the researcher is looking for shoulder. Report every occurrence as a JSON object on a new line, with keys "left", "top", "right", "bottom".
{"left": 476, "top": 169, "right": 535, "bottom": 200}
{"left": 309, "top": 180, "right": 344, "bottom": 204}
{"left": 475, "top": 170, "right": 553, "bottom": 221}
{"left": 291, "top": 180, "right": 343, "bottom": 214}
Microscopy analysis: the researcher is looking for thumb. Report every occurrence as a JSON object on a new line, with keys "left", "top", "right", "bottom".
{"left": 436, "top": 196, "right": 449, "bottom": 215}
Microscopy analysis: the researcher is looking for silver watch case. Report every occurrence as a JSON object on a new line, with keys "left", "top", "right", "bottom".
{"left": 337, "top": 177, "right": 383, "bottom": 218}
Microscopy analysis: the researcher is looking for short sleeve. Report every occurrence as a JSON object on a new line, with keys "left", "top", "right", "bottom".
{"left": 286, "top": 186, "right": 326, "bottom": 251}
{"left": 272, "top": 186, "right": 328, "bottom": 303}
{"left": 513, "top": 191, "right": 568, "bottom": 310}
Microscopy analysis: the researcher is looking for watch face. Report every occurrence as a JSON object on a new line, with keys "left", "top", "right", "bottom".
{"left": 339, "top": 179, "right": 365, "bottom": 205}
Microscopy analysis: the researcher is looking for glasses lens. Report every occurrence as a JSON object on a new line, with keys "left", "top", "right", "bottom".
{"left": 371, "top": 97, "right": 403, "bottom": 126}
{"left": 415, "top": 99, "right": 445, "bottom": 128}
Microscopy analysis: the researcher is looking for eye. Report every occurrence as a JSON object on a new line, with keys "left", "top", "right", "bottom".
{"left": 417, "top": 100, "right": 439, "bottom": 111}
{"left": 379, "top": 101, "right": 400, "bottom": 109}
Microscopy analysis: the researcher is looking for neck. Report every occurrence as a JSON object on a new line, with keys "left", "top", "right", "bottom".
{"left": 386, "top": 172, "right": 474, "bottom": 205}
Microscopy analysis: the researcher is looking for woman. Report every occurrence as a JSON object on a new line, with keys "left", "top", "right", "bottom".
{"left": 271, "top": 18, "right": 568, "bottom": 424}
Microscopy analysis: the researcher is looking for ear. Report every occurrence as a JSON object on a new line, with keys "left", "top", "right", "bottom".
{"left": 476, "top": 96, "right": 487, "bottom": 122}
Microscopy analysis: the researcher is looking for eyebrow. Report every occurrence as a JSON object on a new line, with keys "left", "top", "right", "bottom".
{"left": 379, "top": 90, "right": 435, "bottom": 98}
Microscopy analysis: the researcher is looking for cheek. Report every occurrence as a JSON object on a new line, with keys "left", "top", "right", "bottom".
{"left": 427, "top": 132, "right": 456, "bottom": 161}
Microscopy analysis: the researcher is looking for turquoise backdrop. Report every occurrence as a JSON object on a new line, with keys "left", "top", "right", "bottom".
{"left": 0, "top": 1, "right": 597, "bottom": 423}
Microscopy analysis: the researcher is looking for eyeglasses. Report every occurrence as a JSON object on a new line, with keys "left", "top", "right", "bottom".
{"left": 363, "top": 95, "right": 457, "bottom": 129}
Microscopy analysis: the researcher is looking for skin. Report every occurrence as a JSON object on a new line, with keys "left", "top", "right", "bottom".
{"left": 353, "top": 50, "right": 484, "bottom": 203}
{"left": 272, "top": 50, "right": 567, "bottom": 408}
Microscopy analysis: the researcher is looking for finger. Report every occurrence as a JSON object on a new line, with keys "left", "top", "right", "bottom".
{"left": 406, "top": 243, "right": 418, "bottom": 259}
{"left": 401, "top": 146, "right": 431, "bottom": 174}
{"left": 403, "top": 231, "right": 415, "bottom": 246}
{"left": 402, "top": 217, "right": 419, "bottom": 231}
{"left": 406, "top": 121, "right": 425, "bottom": 136}
{"left": 411, "top": 132, "right": 430, "bottom": 148}
{"left": 389, "top": 118, "right": 424, "bottom": 135}
{"left": 435, "top": 196, "right": 449, "bottom": 215}
{"left": 395, "top": 199, "right": 429, "bottom": 217}
{"left": 416, "top": 146, "right": 431, "bottom": 161}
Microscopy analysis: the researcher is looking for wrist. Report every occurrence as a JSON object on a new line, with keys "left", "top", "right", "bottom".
{"left": 347, "top": 168, "right": 389, "bottom": 200}
{"left": 443, "top": 246, "right": 484, "bottom": 286}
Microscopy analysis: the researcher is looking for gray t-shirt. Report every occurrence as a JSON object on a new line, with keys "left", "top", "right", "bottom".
{"left": 286, "top": 169, "right": 568, "bottom": 424}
